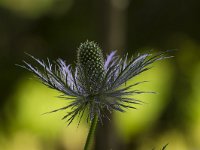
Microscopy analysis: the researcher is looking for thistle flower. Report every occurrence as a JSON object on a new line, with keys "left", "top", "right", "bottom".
{"left": 20, "top": 40, "right": 170, "bottom": 125}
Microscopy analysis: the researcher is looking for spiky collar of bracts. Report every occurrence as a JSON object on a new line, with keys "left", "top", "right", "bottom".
{"left": 19, "top": 40, "right": 172, "bottom": 125}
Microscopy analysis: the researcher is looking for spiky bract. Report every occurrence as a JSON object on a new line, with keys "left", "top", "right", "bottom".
{"left": 20, "top": 40, "right": 171, "bottom": 125}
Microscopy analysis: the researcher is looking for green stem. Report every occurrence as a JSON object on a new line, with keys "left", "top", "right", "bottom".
{"left": 84, "top": 115, "right": 98, "bottom": 150}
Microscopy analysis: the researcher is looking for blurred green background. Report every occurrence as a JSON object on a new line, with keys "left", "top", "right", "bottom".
{"left": 0, "top": 0, "right": 200, "bottom": 150}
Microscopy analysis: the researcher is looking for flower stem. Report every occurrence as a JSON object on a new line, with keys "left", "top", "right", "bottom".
{"left": 84, "top": 115, "right": 98, "bottom": 150}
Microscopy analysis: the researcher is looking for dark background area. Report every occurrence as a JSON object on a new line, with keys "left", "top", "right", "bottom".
{"left": 0, "top": 0, "right": 200, "bottom": 149}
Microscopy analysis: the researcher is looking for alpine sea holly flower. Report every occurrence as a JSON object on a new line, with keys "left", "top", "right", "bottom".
{"left": 20, "top": 40, "right": 170, "bottom": 125}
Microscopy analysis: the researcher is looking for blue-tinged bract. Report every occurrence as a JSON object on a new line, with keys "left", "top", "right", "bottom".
{"left": 20, "top": 40, "right": 171, "bottom": 125}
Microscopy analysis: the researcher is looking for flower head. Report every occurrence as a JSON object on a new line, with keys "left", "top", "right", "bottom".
{"left": 20, "top": 40, "right": 171, "bottom": 125}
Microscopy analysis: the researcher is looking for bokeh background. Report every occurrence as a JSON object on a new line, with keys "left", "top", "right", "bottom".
{"left": 0, "top": 0, "right": 200, "bottom": 150}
